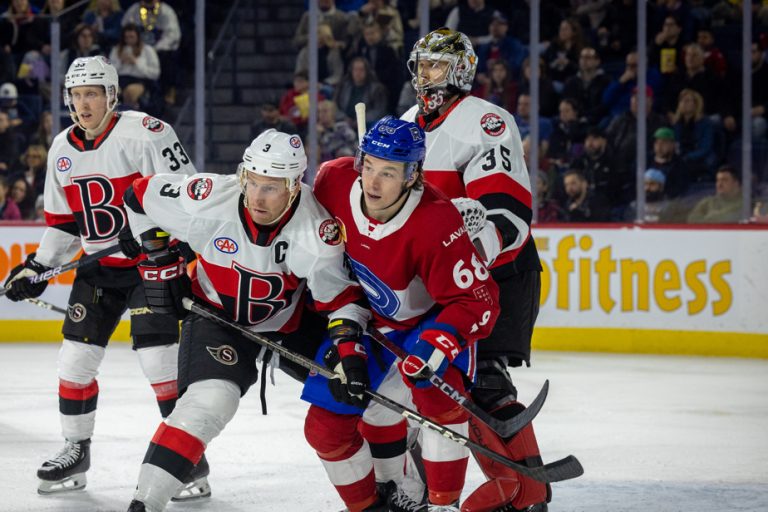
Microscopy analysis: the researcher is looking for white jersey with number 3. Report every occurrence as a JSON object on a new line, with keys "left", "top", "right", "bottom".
{"left": 37, "top": 111, "right": 196, "bottom": 268}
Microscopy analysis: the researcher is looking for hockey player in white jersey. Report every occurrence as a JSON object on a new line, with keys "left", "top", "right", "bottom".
{"left": 2, "top": 56, "right": 201, "bottom": 497}
{"left": 122, "top": 129, "right": 370, "bottom": 512}
{"left": 400, "top": 29, "right": 550, "bottom": 511}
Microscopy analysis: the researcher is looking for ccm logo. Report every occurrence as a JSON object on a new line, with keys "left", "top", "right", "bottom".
{"left": 140, "top": 262, "right": 185, "bottom": 281}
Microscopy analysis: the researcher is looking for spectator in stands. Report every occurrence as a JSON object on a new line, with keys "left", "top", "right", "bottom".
{"left": 0, "top": 174, "right": 22, "bottom": 220}
{"left": 543, "top": 18, "right": 585, "bottom": 86}
{"left": 9, "top": 174, "right": 33, "bottom": 219}
{"left": 572, "top": 127, "right": 627, "bottom": 214}
{"left": 295, "top": 23, "right": 345, "bottom": 90}
{"left": 83, "top": 0, "right": 124, "bottom": 52}
{"left": 514, "top": 93, "right": 553, "bottom": 149}
{"left": 651, "top": 15, "right": 684, "bottom": 74}
{"left": 395, "top": 77, "right": 415, "bottom": 116}
{"left": 444, "top": 0, "right": 494, "bottom": 46}
{"left": 60, "top": 24, "right": 102, "bottom": 79}
{"left": 605, "top": 86, "right": 667, "bottom": 177}
{"left": 0, "top": 46, "right": 15, "bottom": 85}
{"left": 42, "top": 0, "right": 78, "bottom": 43}
{"left": 0, "top": 82, "right": 22, "bottom": 129}
{"left": 563, "top": 46, "right": 611, "bottom": 125}
{"left": 122, "top": 0, "right": 181, "bottom": 105}
{"left": 358, "top": 0, "right": 403, "bottom": 53}
{"left": 625, "top": 168, "right": 678, "bottom": 223}
{"left": 29, "top": 110, "right": 52, "bottom": 149}
{"left": 535, "top": 172, "right": 562, "bottom": 223}
{"left": 279, "top": 71, "right": 325, "bottom": 136}
{"left": 1, "top": 0, "right": 48, "bottom": 60}
{"left": 519, "top": 56, "right": 559, "bottom": 117}
{"left": 750, "top": 41, "right": 768, "bottom": 141}
{"left": 649, "top": 126, "right": 689, "bottom": 198}
{"left": 252, "top": 102, "right": 297, "bottom": 140}
{"left": 696, "top": 27, "right": 727, "bottom": 79}
{"left": 663, "top": 43, "right": 726, "bottom": 122}
{"left": 109, "top": 23, "right": 160, "bottom": 110}
{"left": 317, "top": 99, "right": 358, "bottom": 162}
{"left": 11, "top": 143, "right": 46, "bottom": 200}
{"left": 293, "top": 0, "right": 359, "bottom": 52}
{"left": 596, "top": 0, "right": 637, "bottom": 63}
{"left": 0, "top": 111, "right": 19, "bottom": 175}
{"left": 475, "top": 10, "right": 527, "bottom": 80}
{"left": 335, "top": 56, "right": 387, "bottom": 126}
{"left": 560, "top": 168, "right": 610, "bottom": 222}
{"left": 474, "top": 59, "right": 517, "bottom": 113}
{"left": 350, "top": 21, "right": 400, "bottom": 111}
{"left": 602, "top": 51, "right": 662, "bottom": 117}
{"left": 687, "top": 165, "right": 744, "bottom": 223}
{"left": 672, "top": 88, "right": 717, "bottom": 182}
{"left": 549, "top": 98, "right": 588, "bottom": 167}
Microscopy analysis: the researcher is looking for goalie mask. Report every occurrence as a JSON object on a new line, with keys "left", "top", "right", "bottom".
{"left": 63, "top": 56, "right": 119, "bottom": 131}
{"left": 239, "top": 129, "right": 307, "bottom": 223}
{"left": 407, "top": 28, "right": 477, "bottom": 115}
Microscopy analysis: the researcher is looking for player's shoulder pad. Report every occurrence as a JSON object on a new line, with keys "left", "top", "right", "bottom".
{"left": 414, "top": 184, "right": 467, "bottom": 235}
{"left": 297, "top": 182, "right": 345, "bottom": 250}
{"left": 314, "top": 156, "right": 356, "bottom": 193}
{"left": 117, "top": 110, "right": 175, "bottom": 141}
{"left": 175, "top": 173, "right": 240, "bottom": 216}
{"left": 461, "top": 96, "right": 517, "bottom": 140}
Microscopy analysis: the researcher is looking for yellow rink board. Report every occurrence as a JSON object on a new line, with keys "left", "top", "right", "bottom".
{"left": 1, "top": 321, "right": 766, "bottom": 359}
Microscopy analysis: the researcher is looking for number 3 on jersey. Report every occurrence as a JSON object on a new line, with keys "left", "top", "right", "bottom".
{"left": 452, "top": 253, "right": 489, "bottom": 289}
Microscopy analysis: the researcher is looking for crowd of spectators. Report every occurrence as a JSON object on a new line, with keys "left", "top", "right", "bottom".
{"left": 271, "top": 0, "right": 768, "bottom": 224}
{"left": 0, "top": 0, "right": 187, "bottom": 219}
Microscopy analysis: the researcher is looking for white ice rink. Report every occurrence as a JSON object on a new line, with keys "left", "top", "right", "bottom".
{"left": 1, "top": 343, "right": 766, "bottom": 512}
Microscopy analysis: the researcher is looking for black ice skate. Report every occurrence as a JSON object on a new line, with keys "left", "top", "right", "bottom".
{"left": 127, "top": 500, "right": 146, "bottom": 511}
{"left": 171, "top": 453, "right": 211, "bottom": 501}
{"left": 37, "top": 439, "right": 91, "bottom": 494}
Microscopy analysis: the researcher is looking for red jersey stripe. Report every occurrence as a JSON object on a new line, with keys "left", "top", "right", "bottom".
{"left": 45, "top": 211, "right": 76, "bottom": 227}
{"left": 423, "top": 170, "right": 466, "bottom": 199}
{"left": 313, "top": 285, "right": 366, "bottom": 313}
{"left": 466, "top": 173, "right": 532, "bottom": 209}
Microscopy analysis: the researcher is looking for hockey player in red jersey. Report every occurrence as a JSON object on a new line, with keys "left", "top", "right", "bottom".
{"left": 401, "top": 29, "right": 550, "bottom": 511}
{"left": 2, "top": 56, "right": 200, "bottom": 497}
{"left": 301, "top": 117, "right": 500, "bottom": 512}
{"left": 122, "top": 129, "right": 370, "bottom": 512}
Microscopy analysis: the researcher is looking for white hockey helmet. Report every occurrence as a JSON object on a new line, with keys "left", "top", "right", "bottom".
{"left": 63, "top": 56, "right": 119, "bottom": 114}
{"left": 239, "top": 129, "right": 307, "bottom": 189}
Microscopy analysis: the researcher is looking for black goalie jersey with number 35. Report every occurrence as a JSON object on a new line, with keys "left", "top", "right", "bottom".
{"left": 125, "top": 173, "right": 369, "bottom": 332}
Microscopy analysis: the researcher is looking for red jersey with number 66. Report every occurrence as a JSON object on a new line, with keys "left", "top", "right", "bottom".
{"left": 314, "top": 157, "right": 499, "bottom": 350}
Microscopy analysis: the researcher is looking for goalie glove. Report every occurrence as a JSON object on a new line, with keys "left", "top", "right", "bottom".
{"left": 3, "top": 252, "right": 50, "bottom": 302}
{"left": 399, "top": 328, "right": 462, "bottom": 389}
{"left": 451, "top": 197, "right": 502, "bottom": 266}
{"left": 324, "top": 319, "right": 369, "bottom": 408}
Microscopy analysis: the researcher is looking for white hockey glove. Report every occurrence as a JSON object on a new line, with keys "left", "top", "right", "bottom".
{"left": 451, "top": 198, "right": 502, "bottom": 266}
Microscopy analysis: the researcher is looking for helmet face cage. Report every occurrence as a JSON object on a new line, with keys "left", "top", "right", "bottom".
{"left": 63, "top": 57, "right": 120, "bottom": 118}
{"left": 408, "top": 29, "right": 477, "bottom": 97}
{"left": 355, "top": 117, "right": 425, "bottom": 181}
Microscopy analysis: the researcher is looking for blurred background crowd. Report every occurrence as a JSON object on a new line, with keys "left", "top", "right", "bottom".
{"left": 1, "top": 0, "right": 767, "bottom": 224}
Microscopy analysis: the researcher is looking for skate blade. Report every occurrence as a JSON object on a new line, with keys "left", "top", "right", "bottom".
{"left": 170, "top": 476, "right": 211, "bottom": 501}
{"left": 37, "top": 473, "right": 87, "bottom": 495}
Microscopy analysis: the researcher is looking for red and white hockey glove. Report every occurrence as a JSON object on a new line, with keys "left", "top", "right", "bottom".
{"left": 324, "top": 319, "right": 369, "bottom": 408}
{"left": 399, "top": 329, "right": 462, "bottom": 389}
{"left": 138, "top": 250, "right": 190, "bottom": 318}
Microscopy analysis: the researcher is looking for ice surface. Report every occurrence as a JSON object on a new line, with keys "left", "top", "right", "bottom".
{"left": 0, "top": 344, "right": 766, "bottom": 511}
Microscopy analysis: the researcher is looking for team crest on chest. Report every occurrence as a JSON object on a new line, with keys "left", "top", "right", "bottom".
{"left": 142, "top": 116, "right": 164, "bottom": 133}
{"left": 187, "top": 177, "right": 213, "bottom": 200}
{"left": 206, "top": 345, "right": 239, "bottom": 365}
{"left": 56, "top": 156, "right": 72, "bottom": 172}
{"left": 319, "top": 219, "right": 342, "bottom": 245}
{"left": 480, "top": 113, "right": 506, "bottom": 136}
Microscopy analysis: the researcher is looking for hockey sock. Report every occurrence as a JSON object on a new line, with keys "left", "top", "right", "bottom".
{"left": 360, "top": 419, "right": 407, "bottom": 484}
{"left": 150, "top": 380, "right": 178, "bottom": 418}
{"left": 59, "top": 379, "right": 98, "bottom": 441}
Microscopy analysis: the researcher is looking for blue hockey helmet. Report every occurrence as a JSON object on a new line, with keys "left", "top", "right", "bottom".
{"left": 355, "top": 116, "right": 426, "bottom": 180}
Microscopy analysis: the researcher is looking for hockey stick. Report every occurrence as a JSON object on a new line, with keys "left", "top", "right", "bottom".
{"left": 182, "top": 298, "right": 584, "bottom": 483}
{"left": 354, "top": 102, "right": 366, "bottom": 143}
{"left": 0, "top": 245, "right": 122, "bottom": 298}
{"left": 24, "top": 298, "right": 68, "bottom": 315}
{"left": 366, "top": 326, "right": 548, "bottom": 439}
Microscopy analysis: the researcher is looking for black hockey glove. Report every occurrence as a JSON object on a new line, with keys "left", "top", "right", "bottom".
{"left": 3, "top": 252, "right": 50, "bottom": 302}
{"left": 137, "top": 248, "right": 191, "bottom": 318}
{"left": 117, "top": 225, "right": 141, "bottom": 259}
{"left": 324, "top": 319, "right": 369, "bottom": 408}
